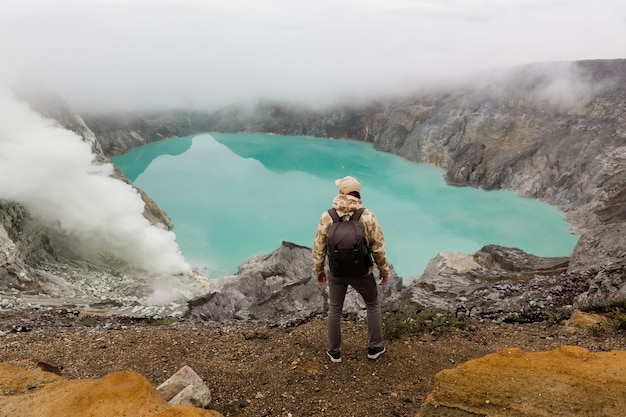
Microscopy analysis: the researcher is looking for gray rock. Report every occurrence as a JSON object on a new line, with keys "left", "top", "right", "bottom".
{"left": 0, "top": 226, "right": 16, "bottom": 267}
{"left": 185, "top": 241, "right": 404, "bottom": 324}
{"left": 156, "top": 365, "right": 211, "bottom": 408}
{"left": 569, "top": 223, "right": 626, "bottom": 273}
{"left": 575, "top": 259, "right": 626, "bottom": 308}
{"left": 407, "top": 245, "right": 574, "bottom": 318}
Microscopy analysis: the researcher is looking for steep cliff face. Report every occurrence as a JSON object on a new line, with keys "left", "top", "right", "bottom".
{"left": 374, "top": 60, "right": 626, "bottom": 231}
{"left": 83, "top": 103, "right": 386, "bottom": 156}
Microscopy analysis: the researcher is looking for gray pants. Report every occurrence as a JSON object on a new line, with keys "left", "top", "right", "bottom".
{"left": 327, "top": 273, "right": 384, "bottom": 353}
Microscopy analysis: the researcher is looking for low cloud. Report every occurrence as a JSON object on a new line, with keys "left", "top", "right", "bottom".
{"left": 466, "top": 61, "right": 611, "bottom": 108}
{"left": 0, "top": 0, "right": 624, "bottom": 111}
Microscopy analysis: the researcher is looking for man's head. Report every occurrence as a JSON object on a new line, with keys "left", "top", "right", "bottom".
{"left": 335, "top": 176, "right": 361, "bottom": 195}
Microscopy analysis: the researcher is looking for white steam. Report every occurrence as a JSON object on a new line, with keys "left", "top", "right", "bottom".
{"left": 464, "top": 61, "right": 609, "bottom": 108}
{"left": 0, "top": 90, "right": 190, "bottom": 275}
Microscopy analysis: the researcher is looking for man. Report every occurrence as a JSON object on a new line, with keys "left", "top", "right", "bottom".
{"left": 312, "top": 175, "right": 391, "bottom": 363}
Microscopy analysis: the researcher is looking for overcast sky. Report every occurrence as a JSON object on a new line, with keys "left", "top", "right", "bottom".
{"left": 1, "top": 0, "right": 624, "bottom": 111}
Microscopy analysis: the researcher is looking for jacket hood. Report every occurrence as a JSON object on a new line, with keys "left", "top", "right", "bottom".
{"left": 332, "top": 194, "right": 363, "bottom": 218}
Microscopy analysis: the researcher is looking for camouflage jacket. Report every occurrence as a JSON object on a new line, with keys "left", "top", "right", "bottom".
{"left": 312, "top": 194, "right": 391, "bottom": 277}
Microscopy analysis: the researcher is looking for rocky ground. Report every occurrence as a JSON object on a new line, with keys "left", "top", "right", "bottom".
{"left": 1, "top": 308, "right": 625, "bottom": 417}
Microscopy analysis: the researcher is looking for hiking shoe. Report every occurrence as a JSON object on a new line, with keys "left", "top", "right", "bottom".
{"left": 326, "top": 350, "right": 342, "bottom": 363}
{"left": 367, "top": 346, "right": 386, "bottom": 360}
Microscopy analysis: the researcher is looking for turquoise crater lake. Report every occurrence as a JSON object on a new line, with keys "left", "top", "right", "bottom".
{"left": 111, "top": 132, "right": 578, "bottom": 280}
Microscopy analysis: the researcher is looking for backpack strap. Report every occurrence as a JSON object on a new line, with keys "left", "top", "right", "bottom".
{"left": 327, "top": 208, "right": 365, "bottom": 223}
{"left": 327, "top": 208, "right": 341, "bottom": 223}
{"left": 350, "top": 208, "right": 365, "bottom": 221}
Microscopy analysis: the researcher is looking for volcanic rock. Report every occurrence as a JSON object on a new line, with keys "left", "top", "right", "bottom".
{"left": 419, "top": 346, "right": 626, "bottom": 417}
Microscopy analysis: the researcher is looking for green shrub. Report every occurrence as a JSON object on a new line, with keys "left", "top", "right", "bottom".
{"left": 589, "top": 324, "right": 606, "bottom": 336}
{"left": 78, "top": 316, "right": 100, "bottom": 327}
{"left": 612, "top": 307, "right": 626, "bottom": 331}
{"left": 503, "top": 307, "right": 571, "bottom": 325}
{"left": 383, "top": 304, "right": 470, "bottom": 341}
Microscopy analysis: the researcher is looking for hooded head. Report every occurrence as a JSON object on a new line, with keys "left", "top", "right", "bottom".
{"left": 335, "top": 176, "right": 361, "bottom": 196}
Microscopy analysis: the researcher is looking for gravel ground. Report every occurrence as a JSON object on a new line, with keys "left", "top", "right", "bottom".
{"left": 1, "top": 308, "right": 625, "bottom": 417}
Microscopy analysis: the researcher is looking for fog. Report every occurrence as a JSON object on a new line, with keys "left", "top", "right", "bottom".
{"left": 0, "top": 0, "right": 624, "bottom": 111}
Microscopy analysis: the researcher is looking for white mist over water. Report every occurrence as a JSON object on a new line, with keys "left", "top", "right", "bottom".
{"left": 0, "top": 91, "right": 190, "bottom": 275}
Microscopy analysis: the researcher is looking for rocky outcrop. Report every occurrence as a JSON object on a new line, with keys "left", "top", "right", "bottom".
{"left": 408, "top": 245, "right": 571, "bottom": 317}
{"left": 419, "top": 346, "right": 626, "bottom": 417}
{"left": 574, "top": 259, "right": 626, "bottom": 309}
{"left": 185, "top": 241, "right": 404, "bottom": 324}
{"left": 407, "top": 244, "right": 626, "bottom": 320}
{"left": 568, "top": 222, "right": 626, "bottom": 272}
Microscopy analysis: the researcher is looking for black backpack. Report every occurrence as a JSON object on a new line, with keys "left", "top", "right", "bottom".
{"left": 326, "top": 208, "right": 373, "bottom": 277}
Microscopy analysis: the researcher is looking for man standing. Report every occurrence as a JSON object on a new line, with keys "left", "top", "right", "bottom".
{"left": 313, "top": 175, "right": 391, "bottom": 363}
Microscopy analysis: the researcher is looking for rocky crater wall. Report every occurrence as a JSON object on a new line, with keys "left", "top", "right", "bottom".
{"left": 83, "top": 59, "right": 626, "bottom": 269}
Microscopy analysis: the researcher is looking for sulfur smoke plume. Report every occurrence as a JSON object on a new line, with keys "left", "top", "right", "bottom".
{"left": 0, "top": 90, "right": 190, "bottom": 275}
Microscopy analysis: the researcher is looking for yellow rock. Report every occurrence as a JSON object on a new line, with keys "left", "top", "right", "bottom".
{"left": 420, "top": 346, "right": 626, "bottom": 417}
{"left": 566, "top": 310, "right": 610, "bottom": 328}
{"left": 0, "top": 363, "right": 222, "bottom": 417}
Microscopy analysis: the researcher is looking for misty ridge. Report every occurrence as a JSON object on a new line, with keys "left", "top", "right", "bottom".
{"left": 100, "top": 59, "right": 619, "bottom": 115}
{"left": 65, "top": 59, "right": 624, "bottom": 163}
{"left": 65, "top": 58, "right": 620, "bottom": 144}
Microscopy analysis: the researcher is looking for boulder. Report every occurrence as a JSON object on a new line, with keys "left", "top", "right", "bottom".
{"left": 157, "top": 365, "right": 211, "bottom": 408}
{"left": 419, "top": 346, "right": 626, "bottom": 417}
